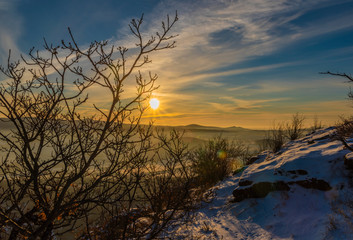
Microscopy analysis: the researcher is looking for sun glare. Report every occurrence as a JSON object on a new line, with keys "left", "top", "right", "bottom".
{"left": 149, "top": 98, "right": 160, "bottom": 110}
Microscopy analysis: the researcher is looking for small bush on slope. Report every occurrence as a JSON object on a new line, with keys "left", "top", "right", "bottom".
{"left": 258, "top": 113, "right": 306, "bottom": 153}
{"left": 336, "top": 116, "right": 353, "bottom": 138}
{"left": 260, "top": 122, "right": 286, "bottom": 153}
{"left": 310, "top": 114, "right": 323, "bottom": 132}
{"left": 191, "top": 136, "right": 251, "bottom": 188}
{"left": 285, "top": 113, "right": 305, "bottom": 140}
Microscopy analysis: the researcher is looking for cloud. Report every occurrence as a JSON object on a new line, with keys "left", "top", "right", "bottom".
{"left": 0, "top": 0, "right": 22, "bottom": 62}
{"left": 208, "top": 96, "right": 290, "bottom": 113}
{"left": 2, "top": 0, "right": 351, "bottom": 128}
{"left": 26, "top": 0, "right": 352, "bottom": 98}
{"left": 175, "top": 62, "right": 296, "bottom": 85}
{"left": 138, "top": 0, "right": 353, "bottom": 89}
{"left": 0, "top": 0, "right": 12, "bottom": 10}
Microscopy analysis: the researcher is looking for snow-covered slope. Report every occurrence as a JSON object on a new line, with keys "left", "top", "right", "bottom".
{"left": 169, "top": 127, "right": 353, "bottom": 239}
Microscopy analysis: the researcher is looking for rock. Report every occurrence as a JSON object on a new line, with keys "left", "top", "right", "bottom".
{"left": 233, "top": 178, "right": 331, "bottom": 202}
{"left": 287, "top": 169, "right": 308, "bottom": 175}
{"left": 297, "top": 169, "right": 308, "bottom": 175}
{"left": 344, "top": 152, "right": 353, "bottom": 170}
{"left": 290, "top": 178, "right": 331, "bottom": 191}
{"left": 232, "top": 181, "right": 290, "bottom": 202}
{"left": 247, "top": 156, "right": 259, "bottom": 165}
{"left": 275, "top": 169, "right": 285, "bottom": 176}
{"left": 239, "top": 180, "right": 253, "bottom": 186}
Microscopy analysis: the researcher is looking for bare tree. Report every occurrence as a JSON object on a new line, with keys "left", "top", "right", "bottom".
{"left": 0, "top": 13, "right": 193, "bottom": 240}
{"left": 79, "top": 129, "right": 196, "bottom": 240}
{"left": 321, "top": 71, "right": 353, "bottom": 151}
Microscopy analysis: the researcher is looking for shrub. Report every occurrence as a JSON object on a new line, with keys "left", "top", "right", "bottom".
{"left": 321, "top": 71, "right": 353, "bottom": 153}
{"left": 336, "top": 116, "right": 353, "bottom": 138}
{"left": 258, "top": 113, "right": 305, "bottom": 153}
{"left": 285, "top": 113, "right": 305, "bottom": 140}
{"left": 191, "top": 136, "right": 250, "bottom": 187}
{"left": 310, "top": 114, "right": 323, "bottom": 132}
{"left": 261, "top": 122, "right": 286, "bottom": 153}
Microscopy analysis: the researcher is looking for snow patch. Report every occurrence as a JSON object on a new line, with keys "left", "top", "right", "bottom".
{"left": 167, "top": 127, "right": 353, "bottom": 239}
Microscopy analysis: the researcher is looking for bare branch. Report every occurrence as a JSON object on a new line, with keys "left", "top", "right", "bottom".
{"left": 0, "top": 12, "right": 192, "bottom": 240}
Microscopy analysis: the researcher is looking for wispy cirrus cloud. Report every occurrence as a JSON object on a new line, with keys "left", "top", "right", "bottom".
{"left": 208, "top": 96, "right": 290, "bottom": 113}
{"left": 0, "top": 0, "right": 22, "bottom": 62}
{"left": 26, "top": 0, "right": 351, "bottom": 98}
{"left": 0, "top": 0, "right": 11, "bottom": 10}
{"left": 140, "top": 0, "right": 353, "bottom": 87}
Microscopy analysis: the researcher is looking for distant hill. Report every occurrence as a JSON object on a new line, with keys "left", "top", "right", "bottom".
{"left": 153, "top": 124, "right": 267, "bottom": 150}
{"left": 0, "top": 120, "right": 268, "bottom": 149}
{"left": 179, "top": 124, "right": 247, "bottom": 131}
{"left": 156, "top": 123, "right": 261, "bottom": 133}
{"left": 225, "top": 126, "right": 246, "bottom": 130}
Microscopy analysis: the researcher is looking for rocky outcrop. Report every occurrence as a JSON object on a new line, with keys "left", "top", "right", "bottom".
{"left": 274, "top": 169, "right": 308, "bottom": 177}
{"left": 232, "top": 181, "right": 290, "bottom": 202}
{"left": 238, "top": 180, "right": 253, "bottom": 186}
{"left": 344, "top": 152, "right": 353, "bottom": 170}
{"left": 247, "top": 156, "right": 259, "bottom": 165}
{"left": 288, "top": 178, "right": 331, "bottom": 191}
{"left": 233, "top": 178, "right": 331, "bottom": 202}
{"left": 287, "top": 169, "right": 308, "bottom": 175}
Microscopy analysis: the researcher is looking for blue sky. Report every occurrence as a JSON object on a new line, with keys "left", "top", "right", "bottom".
{"left": 1, "top": 0, "right": 353, "bottom": 128}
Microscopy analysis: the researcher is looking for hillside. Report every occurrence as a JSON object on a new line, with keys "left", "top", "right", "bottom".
{"left": 167, "top": 127, "right": 353, "bottom": 239}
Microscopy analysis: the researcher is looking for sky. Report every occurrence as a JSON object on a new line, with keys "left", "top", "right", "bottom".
{"left": 1, "top": 0, "right": 353, "bottom": 129}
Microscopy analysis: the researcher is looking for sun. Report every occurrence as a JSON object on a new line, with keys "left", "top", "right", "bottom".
{"left": 149, "top": 98, "right": 160, "bottom": 110}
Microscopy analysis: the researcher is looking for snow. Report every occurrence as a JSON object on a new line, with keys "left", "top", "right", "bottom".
{"left": 167, "top": 127, "right": 353, "bottom": 239}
